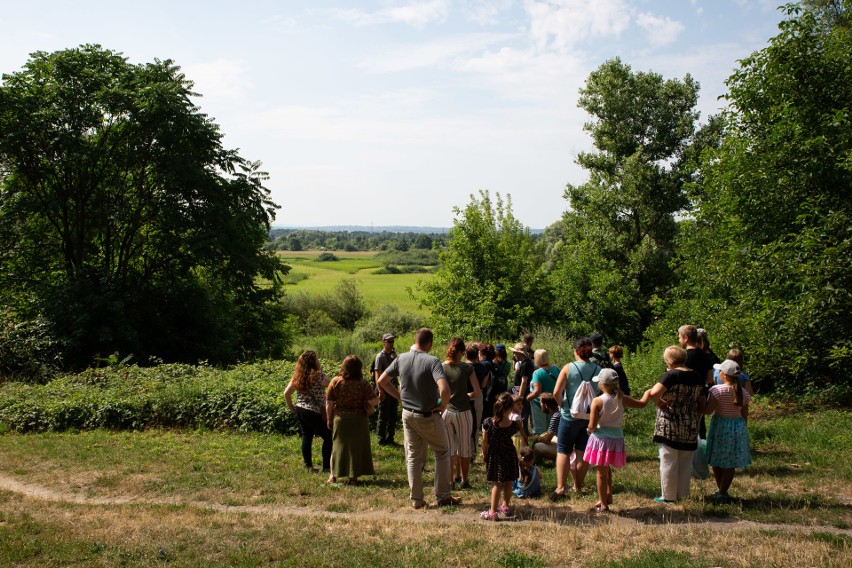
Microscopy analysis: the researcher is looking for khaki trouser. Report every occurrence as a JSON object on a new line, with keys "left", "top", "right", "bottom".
{"left": 658, "top": 444, "right": 694, "bottom": 501}
{"left": 402, "top": 409, "right": 451, "bottom": 505}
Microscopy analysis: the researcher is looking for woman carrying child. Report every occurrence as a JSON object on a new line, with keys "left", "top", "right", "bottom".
{"left": 583, "top": 369, "right": 650, "bottom": 512}
{"left": 704, "top": 359, "right": 751, "bottom": 502}
{"left": 480, "top": 392, "right": 520, "bottom": 520}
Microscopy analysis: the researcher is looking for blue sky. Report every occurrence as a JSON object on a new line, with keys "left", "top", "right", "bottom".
{"left": 1, "top": 1, "right": 786, "bottom": 229}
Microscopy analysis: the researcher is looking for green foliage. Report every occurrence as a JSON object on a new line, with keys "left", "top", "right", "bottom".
{"left": 281, "top": 279, "right": 368, "bottom": 333}
{"left": 267, "top": 228, "right": 448, "bottom": 252}
{"left": 354, "top": 304, "right": 423, "bottom": 344}
{"left": 373, "top": 249, "right": 439, "bottom": 266}
{"left": 420, "top": 191, "right": 548, "bottom": 340}
{"left": 0, "top": 314, "right": 59, "bottom": 382}
{"left": 549, "top": 58, "right": 704, "bottom": 347}
{"left": 0, "top": 45, "right": 287, "bottom": 368}
{"left": 315, "top": 252, "right": 339, "bottom": 262}
{"left": 0, "top": 361, "right": 300, "bottom": 433}
{"left": 667, "top": 3, "right": 852, "bottom": 402}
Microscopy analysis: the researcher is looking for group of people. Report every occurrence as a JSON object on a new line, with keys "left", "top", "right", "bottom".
{"left": 283, "top": 325, "right": 753, "bottom": 519}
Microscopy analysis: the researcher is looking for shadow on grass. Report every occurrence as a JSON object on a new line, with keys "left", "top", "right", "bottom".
{"left": 741, "top": 463, "right": 807, "bottom": 478}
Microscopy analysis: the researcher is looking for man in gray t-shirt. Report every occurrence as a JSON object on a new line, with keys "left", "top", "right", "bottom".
{"left": 377, "top": 327, "right": 460, "bottom": 508}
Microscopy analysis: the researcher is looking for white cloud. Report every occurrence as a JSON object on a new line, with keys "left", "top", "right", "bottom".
{"left": 359, "top": 32, "right": 517, "bottom": 73}
{"left": 462, "top": 0, "right": 514, "bottom": 26}
{"left": 333, "top": 0, "right": 451, "bottom": 28}
{"left": 525, "top": 0, "right": 632, "bottom": 54}
{"left": 182, "top": 58, "right": 252, "bottom": 101}
{"left": 636, "top": 12, "right": 685, "bottom": 48}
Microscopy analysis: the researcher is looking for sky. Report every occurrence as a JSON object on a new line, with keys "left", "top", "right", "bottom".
{"left": 0, "top": 1, "right": 787, "bottom": 230}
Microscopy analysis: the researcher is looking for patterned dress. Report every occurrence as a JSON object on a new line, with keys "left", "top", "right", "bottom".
{"left": 705, "top": 385, "right": 752, "bottom": 469}
{"left": 483, "top": 417, "right": 520, "bottom": 483}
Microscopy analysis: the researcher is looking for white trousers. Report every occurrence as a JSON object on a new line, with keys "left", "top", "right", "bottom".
{"left": 658, "top": 444, "right": 694, "bottom": 501}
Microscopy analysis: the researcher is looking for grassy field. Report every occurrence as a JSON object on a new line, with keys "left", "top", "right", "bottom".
{"left": 0, "top": 403, "right": 849, "bottom": 566}
{"left": 277, "top": 251, "right": 433, "bottom": 314}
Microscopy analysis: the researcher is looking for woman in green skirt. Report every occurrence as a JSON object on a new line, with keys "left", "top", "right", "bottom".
{"left": 325, "top": 355, "right": 378, "bottom": 484}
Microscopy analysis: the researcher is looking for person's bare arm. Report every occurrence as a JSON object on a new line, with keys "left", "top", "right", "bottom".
{"left": 553, "top": 366, "right": 569, "bottom": 410}
{"left": 376, "top": 371, "right": 400, "bottom": 401}
{"left": 467, "top": 369, "right": 482, "bottom": 399}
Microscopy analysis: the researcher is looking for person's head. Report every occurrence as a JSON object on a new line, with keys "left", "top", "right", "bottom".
{"left": 664, "top": 345, "right": 688, "bottom": 369}
{"left": 539, "top": 393, "right": 559, "bottom": 414}
{"left": 340, "top": 355, "right": 363, "bottom": 381}
{"left": 445, "top": 337, "right": 466, "bottom": 362}
{"left": 726, "top": 348, "right": 745, "bottom": 368}
{"left": 589, "top": 333, "right": 604, "bottom": 348}
{"left": 696, "top": 328, "right": 711, "bottom": 352}
{"left": 678, "top": 325, "right": 698, "bottom": 347}
{"left": 465, "top": 343, "right": 480, "bottom": 363}
{"left": 573, "top": 337, "right": 593, "bottom": 361}
{"left": 519, "top": 446, "right": 535, "bottom": 465}
{"left": 493, "top": 343, "right": 506, "bottom": 362}
{"left": 608, "top": 344, "right": 623, "bottom": 362}
{"left": 414, "top": 327, "right": 433, "bottom": 351}
{"left": 493, "top": 392, "right": 514, "bottom": 421}
{"left": 522, "top": 333, "right": 534, "bottom": 348}
{"left": 510, "top": 343, "right": 527, "bottom": 361}
{"left": 381, "top": 333, "right": 396, "bottom": 352}
{"left": 594, "top": 368, "right": 620, "bottom": 396}
{"left": 480, "top": 343, "right": 496, "bottom": 361}
{"left": 291, "top": 350, "right": 321, "bottom": 391}
{"left": 533, "top": 349, "right": 550, "bottom": 368}
{"left": 511, "top": 394, "right": 523, "bottom": 412}
{"left": 714, "top": 359, "right": 744, "bottom": 406}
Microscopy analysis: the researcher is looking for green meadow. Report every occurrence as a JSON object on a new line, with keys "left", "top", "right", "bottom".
{"left": 277, "top": 251, "right": 433, "bottom": 314}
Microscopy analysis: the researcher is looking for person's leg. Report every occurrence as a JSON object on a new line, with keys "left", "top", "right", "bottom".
{"left": 676, "top": 449, "right": 694, "bottom": 499}
{"left": 658, "top": 444, "right": 677, "bottom": 501}
{"left": 712, "top": 466, "right": 724, "bottom": 493}
{"left": 459, "top": 457, "right": 470, "bottom": 483}
{"left": 418, "top": 413, "right": 451, "bottom": 500}
{"left": 719, "top": 468, "right": 735, "bottom": 495}
{"left": 295, "top": 408, "right": 314, "bottom": 468}
{"left": 530, "top": 403, "right": 545, "bottom": 435}
{"left": 319, "top": 418, "right": 332, "bottom": 472}
{"left": 402, "top": 411, "right": 427, "bottom": 505}
{"left": 489, "top": 483, "right": 500, "bottom": 513}
{"left": 572, "top": 421, "right": 590, "bottom": 491}
{"left": 387, "top": 396, "right": 398, "bottom": 443}
{"left": 595, "top": 466, "right": 607, "bottom": 508}
{"left": 502, "top": 481, "right": 513, "bottom": 511}
{"left": 456, "top": 410, "right": 473, "bottom": 483}
{"left": 554, "top": 417, "right": 575, "bottom": 495}
{"left": 555, "top": 452, "right": 569, "bottom": 494}
{"left": 606, "top": 466, "right": 613, "bottom": 505}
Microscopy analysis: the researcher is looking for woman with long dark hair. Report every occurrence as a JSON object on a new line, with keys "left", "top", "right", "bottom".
{"left": 326, "top": 355, "right": 378, "bottom": 484}
{"left": 284, "top": 350, "right": 332, "bottom": 472}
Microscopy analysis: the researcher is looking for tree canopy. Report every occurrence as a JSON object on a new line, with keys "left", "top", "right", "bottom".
{"left": 0, "top": 45, "right": 288, "bottom": 369}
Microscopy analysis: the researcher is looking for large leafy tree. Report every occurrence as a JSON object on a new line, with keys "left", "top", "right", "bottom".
{"left": 419, "top": 191, "right": 547, "bottom": 340}
{"left": 549, "top": 59, "right": 704, "bottom": 346}
{"left": 0, "top": 45, "right": 287, "bottom": 368}
{"left": 670, "top": 2, "right": 851, "bottom": 398}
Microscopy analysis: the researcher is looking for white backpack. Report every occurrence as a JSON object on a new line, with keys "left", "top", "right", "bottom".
{"left": 569, "top": 363, "right": 597, "bottom": 420}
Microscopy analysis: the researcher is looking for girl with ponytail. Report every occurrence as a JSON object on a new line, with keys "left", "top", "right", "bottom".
{"left": 704, "top": 359, "right": 752, "bottom": 502}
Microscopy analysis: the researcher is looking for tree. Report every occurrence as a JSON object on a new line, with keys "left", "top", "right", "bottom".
{"left": 549, "top": 58, "right": 703, "bottom": 346}
{"left": 419, "top": 191, "right": 547, "bottom": 340}
{"left": 670, "top": 2, "right": 851, "bottom": 399}
{"left": 0, "top": 45, "right": 288, "bottom": 368}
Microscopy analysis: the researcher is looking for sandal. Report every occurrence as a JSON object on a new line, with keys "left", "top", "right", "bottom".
{"left": 549, "top": 491, "right": 568, "bottom": 502}
{"left": 498, "top": 504, "right": 509, "bottom": 515}
{"left": 595, "top": 504, "right": 609, "bottom": 513}
{"left": 479, "top": 510, "right": 498, "bottom": 521}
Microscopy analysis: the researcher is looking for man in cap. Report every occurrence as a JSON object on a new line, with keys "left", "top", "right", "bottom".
{"left": 372, "top": 333, "right": 399, "bottom": 446}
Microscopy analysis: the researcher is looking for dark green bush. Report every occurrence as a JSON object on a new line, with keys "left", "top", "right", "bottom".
{"left": 315, "top": 252, "right": 339, "bottom": 262}
{"left": 0, "top": 361, "right": 300, "bottom": 434}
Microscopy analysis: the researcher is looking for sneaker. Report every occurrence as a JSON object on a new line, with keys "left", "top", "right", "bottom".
{"left": 654, "top": 497, "right": 675, "bottom": 504}
{"left": 411, "top": 501, "right": 425, "bottom": 510}
{"left": 437, "top": 496, "right": 461, "bottom": 507}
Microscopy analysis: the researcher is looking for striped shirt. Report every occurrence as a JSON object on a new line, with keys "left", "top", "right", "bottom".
{"left": 709, "top": 384, "right": 751, "bottom": 418}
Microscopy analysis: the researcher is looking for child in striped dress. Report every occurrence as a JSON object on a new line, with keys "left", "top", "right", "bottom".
{"left": 584, "top": 369, "right": 650, "bottom": 512}
{"left": 704, "top": 359, "right": 752, "bottom": 503}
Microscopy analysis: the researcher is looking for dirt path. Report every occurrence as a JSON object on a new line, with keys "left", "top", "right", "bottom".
{"left": 1, "top": 473, "right": 849, "bottom": 536}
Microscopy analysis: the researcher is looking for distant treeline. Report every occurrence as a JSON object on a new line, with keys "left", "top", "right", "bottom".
{"left": 267, "top": 229, "right": 449, "bottom": 252}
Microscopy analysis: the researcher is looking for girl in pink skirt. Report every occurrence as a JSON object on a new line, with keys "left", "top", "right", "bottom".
{"left": 584, "top": 369, "right": 650, "bottom": 512}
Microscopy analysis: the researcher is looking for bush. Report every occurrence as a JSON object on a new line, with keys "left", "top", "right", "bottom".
{"left": 0, "top": 315, "right": 60, "bottom": 383}
{"left": 315, "top": 253, "right": 339, "bottom": 262}
{"left": 354, "top": 304, "right": 423, "bottom": 344}
{"left": 0, "top": 361, "right": 301, "bottom": 434}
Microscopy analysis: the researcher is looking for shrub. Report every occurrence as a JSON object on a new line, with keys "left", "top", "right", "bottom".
{"left": 354, "top": 304, "right": 422, "bottom": 344}
{"left": 315, "top": 253, "right": 339, "bottom": 262}
{"left": 0, "top": 361, "right": 301, "bottom": 434}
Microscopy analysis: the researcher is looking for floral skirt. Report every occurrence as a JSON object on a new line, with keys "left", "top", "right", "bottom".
{"left": 705, "top": 415, "right": 751, "bottom": 469}
{"left": 583, "top": 434, "right": 626, "bottom": 467}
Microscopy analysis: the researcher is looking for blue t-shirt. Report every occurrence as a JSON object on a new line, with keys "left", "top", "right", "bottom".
{"left": 714, "top": 368, "right": 751, "bottom": 387}
{"left": 559, "top": 361, "right": 601, "bottom": 420}
{"left": 530, "top": 365, "right": 559, "bottom": 407}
